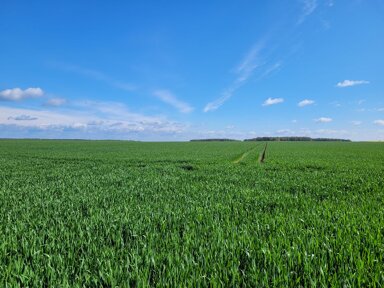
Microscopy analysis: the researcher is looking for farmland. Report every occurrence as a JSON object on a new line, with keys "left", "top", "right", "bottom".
{"left": 0, "top": 140, "right": 383, "bottom": 286}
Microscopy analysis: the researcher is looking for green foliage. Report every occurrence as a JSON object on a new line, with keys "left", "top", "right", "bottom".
{"left": 0, "top": 140, "right": 383, "bottom": 286}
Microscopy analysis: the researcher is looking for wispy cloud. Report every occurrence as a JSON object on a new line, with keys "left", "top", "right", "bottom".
{"left": 153, "top": 90, "right": 193, "bottom": 113}
{"left": 330, "top": 101, "right": 341, "bottom": 108}
{"left": 276, "top": 129, "right": 294, "bottom": 135}
{"left": 204, "top": 89, "right": 233, "bottom": 112}
{"left": 336, "top": 80, "right": 369, "bottom": 87}
{"left": 315, "top": 117, "right": 333, "bottom": 123}
{"left": 235, "top": 42, "right": 264, "bottom": 84}
{"left": 357, "top": 99, "right": 366, "bottom": 105}
{"left": 298, "top": 99, "right": 315, "bottom": 107}
{"left": 8, "top": 114, "right": 38, "bottom": 121}
{"left": 351, "top": 121, "right": 362, "bottom": 126}
{"left": 44, "top": 98, "right": 67, "bottom": 107}
{"left": 204, "top": 41, "right": 264, "bottom": 112}
{"left": 0, "top": 88, "right": 44, "bottom": 101}
{"left": 262, "top": 97, "right": 284, "bottom": 106}
{"left": 374, "top": 120, "right": 384, "bottom": 126}
{"left": 55, "top": 63, "right": 136, "bottom": 91}
{"left": 315, "top": 129, "right": 348, "bottom": 135}
{"left": 298, "top": 0, "right": 318, "bottom": 24}
{"left": 264, "top": 128, "right": 350, "bottom": 138}
{"left": 259, "top": 62, "right": 282, "bottom": 79}
{"left": 321, "top": 19, "right": 331, "bottom": 30}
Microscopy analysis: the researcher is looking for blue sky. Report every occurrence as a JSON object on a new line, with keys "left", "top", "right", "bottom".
{"left": 1, "top": 0, "right": 383, "bottom": 141}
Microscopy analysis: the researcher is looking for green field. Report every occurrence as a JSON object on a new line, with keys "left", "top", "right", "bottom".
{"left": 1, "top": 140, "right": 383, "bottom": 287}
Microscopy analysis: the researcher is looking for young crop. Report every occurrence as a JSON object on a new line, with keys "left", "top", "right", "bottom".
{"left": 0, "top": 140, "right": 383, "bottom": 286}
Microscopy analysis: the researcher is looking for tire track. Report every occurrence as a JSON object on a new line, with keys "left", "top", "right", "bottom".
{"left": 232, "top": 144, "right": 262, "bottom": 164}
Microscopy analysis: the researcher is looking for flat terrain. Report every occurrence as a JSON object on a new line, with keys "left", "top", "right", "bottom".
{"left": 0, "top": 140, "right": 383, "bottom": 286}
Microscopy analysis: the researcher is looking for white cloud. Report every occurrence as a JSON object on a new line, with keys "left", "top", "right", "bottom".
{"left": 153, "top": 90, "right": 193, "bottom": 113}
{"left": 3, "top": 107, "right": 84, "bottom": 127}
{"left": 336, "top": 80, "right": 369, "bottom": 87}
{"left": 8, "top": 114, "right": 38, "bottom": 121}
{"left": 351, "top": 121, "right": 362, "bottom": 126}
{"left": 315, "top": 117, "right": 333, "bottom": 123}
{"left": 298, "top": 0, "right": 318, "bottom": 24}
{"left": 262, "top": 97, "right": 284, "bottom": 106}
{"left": 0, "top": 88, "right": 44, "bottom": 101}
{"left": 87, "top": 120, "right": 104, "bottom": 126}
{"left": 0, "top": 102, "right": 186, "bottom": 137}
{"left": 45, "top": 98, "right": 67, "bottom": 107}
{"left": 374, "top": 120, "right": 384, "bottom": 126}
{"left": 298, "top": 99, "right": 315, "bottom": 107}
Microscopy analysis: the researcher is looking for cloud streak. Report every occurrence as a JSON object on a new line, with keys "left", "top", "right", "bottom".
{"left": 8, "top": 114, "right": 38, "bottom": 121}
{"left": 0, "top": 88, "right": 44, "bottom": 101}
{"left": 374, "top": 120, "right": 384, "bottom": 126}
{"left": 259, "top": 62, "right": 282, "bottom": 79}
{"left": 298, "top": 99, "right": 315, "bottom": 107}
{"left": 45, "top": 98, "right": 67, "bottom": 107}
{"left": 153, "top": 90, "right": 193, "bottom": 113}
{"left": 203, "top": 89, "right": 233, "bottom": 112}
{"left": 262, "top": 97, "right": 284, "bottom": 106}
{"left": 336, "top": 80, "right": 369, "bottom": 88}
{"left": 235, "top": 42, "right": 264, "bottom": 84}
{"left": 204, "top": 41, "right": 264, "bottom": 112}
{"left": 298, "top": 0, "right": 318, "bottom": 24}
{"left": 315, "top": 117, "right": 333, "bottom": 123}
{"left": 351, "top": 121, "right": 362, "bottom": 126}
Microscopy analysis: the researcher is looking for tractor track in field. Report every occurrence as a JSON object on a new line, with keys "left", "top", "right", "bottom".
{"left": 232, "top": 143, "right": 262, "bottom": 164}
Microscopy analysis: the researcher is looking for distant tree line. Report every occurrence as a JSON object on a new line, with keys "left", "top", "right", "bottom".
{"left": 190, "top": 137, "right": 351, "bottom": 142}
{"left": 244, "top": 137, "right": 351, "bottom": 142}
